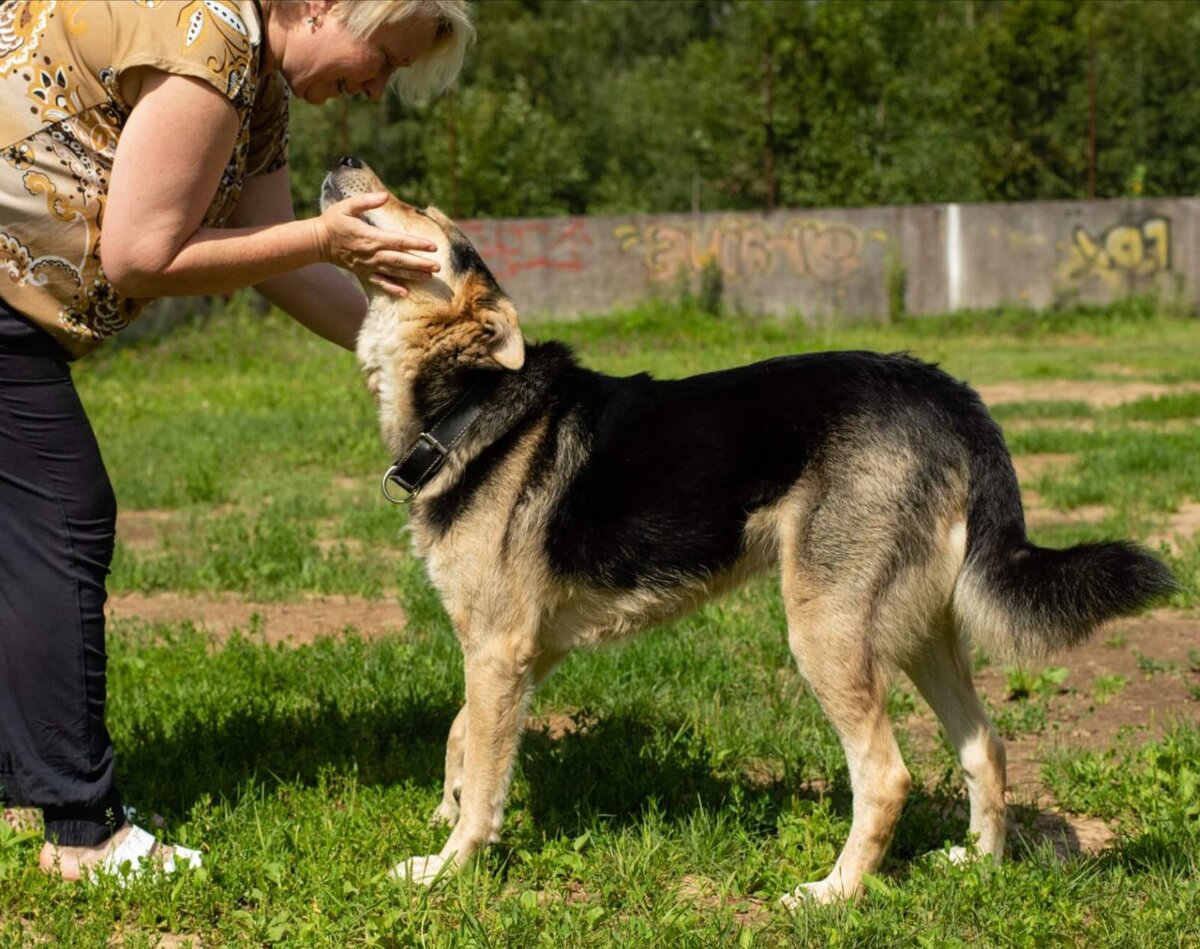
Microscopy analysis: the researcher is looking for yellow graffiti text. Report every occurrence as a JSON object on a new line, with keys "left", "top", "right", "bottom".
{"left": 1059, "top": 217, "right": 1171, "bottom": 291}
{"left": 614, "top": 216, "right": 888, "bottom": 285}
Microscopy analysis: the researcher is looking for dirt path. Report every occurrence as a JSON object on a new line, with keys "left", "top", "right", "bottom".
{"left": 902, "top": 609, "right": 1200, "bottom": 857}
{"left": 982, "top": 611, "right": 1200, "bottom": 794}
{"left": 977, "top": 378, "right": 1200, "bottom": 409}
{"left": 106, "top": 592, "right": 407, "bottom": 647}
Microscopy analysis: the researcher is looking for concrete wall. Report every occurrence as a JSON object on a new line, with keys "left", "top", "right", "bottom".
{"left": 457, "top": 197, "right": 1199, "bottom": 322}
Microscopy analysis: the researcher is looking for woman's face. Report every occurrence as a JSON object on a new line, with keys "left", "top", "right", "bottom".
{"left": 282, "top": 4, "right": 440, "bottom": 105}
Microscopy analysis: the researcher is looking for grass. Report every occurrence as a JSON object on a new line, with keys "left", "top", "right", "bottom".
{"left": 2, "top": 297, "right": 1199, "bottom": 946}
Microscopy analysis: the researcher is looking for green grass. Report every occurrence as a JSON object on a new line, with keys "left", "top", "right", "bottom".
{"left": 3, "top": 297, "right": 1200, "bottom": 946}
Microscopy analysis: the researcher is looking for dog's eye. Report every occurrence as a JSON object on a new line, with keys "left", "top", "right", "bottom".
{"left": 482, "top": 323, "right": 498, "bottom": 337}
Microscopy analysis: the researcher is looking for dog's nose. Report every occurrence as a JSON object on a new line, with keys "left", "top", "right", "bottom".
{"left": 338, "top": 155, "right": 363, "bottom": 169}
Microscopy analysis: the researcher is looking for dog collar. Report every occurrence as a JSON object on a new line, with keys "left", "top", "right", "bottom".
{"left": 381, "top": 376, "right": 499, "bottom": 504}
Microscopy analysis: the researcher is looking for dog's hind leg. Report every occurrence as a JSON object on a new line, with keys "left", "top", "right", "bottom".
{"left": 780, "top": 596, "right": 911, "bottom": 908}
{"left": 395, "top": 635, "right": 543, "bottom": 884}
{"left": 432, "top": 649, "right": 565, "bottom": 828}
{"left": 904, "top": 621, "right": 1006, "bottom": 863}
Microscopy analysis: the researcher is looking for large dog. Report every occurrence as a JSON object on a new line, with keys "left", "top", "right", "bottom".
{"left": 321, "top": 157, "right": 1176, "bottom": 907}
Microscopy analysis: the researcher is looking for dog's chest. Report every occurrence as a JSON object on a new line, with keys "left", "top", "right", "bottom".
{"left": 356, "top": 309, "right": 419, "bottom": 456}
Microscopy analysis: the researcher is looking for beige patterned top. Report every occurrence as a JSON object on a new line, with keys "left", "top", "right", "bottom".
{"left": 0, "top": 0, "right": 289, "bottom": 357}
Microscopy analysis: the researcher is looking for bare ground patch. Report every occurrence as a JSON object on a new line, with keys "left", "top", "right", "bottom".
{"left": 674, "top": 874, "right": 771, "bottom": 928}
{"left": 106, "top": 592, "right": 406, "bottom": 647}
{"left": 1009, "top": 809, "right": 1116, "bottom": 860}
{"left": 1012, "top": 453, "right": 1077, "bottom": 483}
{"left": 902, "top": 610, "right": 1200, "bottom": 855}
{"left": 109, "top": 932, "right": 204, "bottom": 949}
{"left": 2, "top": 807, "right": 39, "bottom": 833}
{"left": 1010, "top": 453, "right": 1110, "bottom": 529}
{"left": 1147, "top": 500, "right": 1200, "bottom": 553}
{"left": 1003, "top": 417, "right": 1200, "bottom": 433}
{"left": 1092, "top": 363, "right": 1163, "bottom": 379}
{"left": 1003, "top": 417, "right": 1097, "bottom": 433}
{"left": 1025, "top": 504, "right": 1109, "bottom": 529}
{"left": 116, "top": 509, "right": 180, "bottom": 552}
{"left": 525, "top": 710, "right": 595, "bottom": 741}
{"left": 978, "top": 379, "right": 1200, "bottom": 409}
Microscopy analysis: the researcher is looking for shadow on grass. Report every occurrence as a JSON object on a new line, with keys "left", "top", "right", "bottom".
{"left": 115, "top": 696, "right": 461, "bottom": 817}
{"left": 117, "top": 694, "right": 972, "bottom": 864}
{"left": 515, "top": 715, "right": 973, "bottom": 875}
{"left": 517, "top": 714, "right": 752, "bottom": 835}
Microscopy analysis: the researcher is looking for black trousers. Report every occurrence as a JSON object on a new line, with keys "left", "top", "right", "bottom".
{"left": 0, "top": 303, "right": 126, "bottom": 845}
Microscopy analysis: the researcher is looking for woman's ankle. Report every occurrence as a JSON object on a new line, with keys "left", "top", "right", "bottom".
{"left": 39, "top": 823, "right": 133, "bottom": 880}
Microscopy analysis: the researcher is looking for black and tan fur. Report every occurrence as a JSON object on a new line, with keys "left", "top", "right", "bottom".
{"left": 321, "top": 159, "right": 1177, "bottom": 906}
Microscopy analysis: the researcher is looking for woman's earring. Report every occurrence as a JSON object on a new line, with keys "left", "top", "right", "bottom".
{"left": 305, "top": 15, "right": 319, "bottom": 32}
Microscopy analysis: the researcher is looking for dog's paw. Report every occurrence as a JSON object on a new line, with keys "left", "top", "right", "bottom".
{"left": 779, "top": 876, "right": 854, "bottom": 911}
{"left": 430, "top": 800, "right": 459, "bottom": 828}
{"left": 390, "top": 854, "right": 448, "bottom": 886}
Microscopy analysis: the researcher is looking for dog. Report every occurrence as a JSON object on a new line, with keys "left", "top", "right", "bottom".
{"left": 320, "top": 157, "right": 1176, "bottom": 907}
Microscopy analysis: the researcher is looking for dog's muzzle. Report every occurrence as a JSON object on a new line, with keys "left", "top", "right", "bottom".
{"left": 320, "top": 155, "right": 376, "bottom": 211}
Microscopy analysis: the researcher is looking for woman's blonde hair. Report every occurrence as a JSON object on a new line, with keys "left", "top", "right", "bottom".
{"left": 330, "top": 0, "right": 475, "bottom": 103}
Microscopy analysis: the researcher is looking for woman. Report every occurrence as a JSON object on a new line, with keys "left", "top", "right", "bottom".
{"left": 0, "top": 0, "right": 473, "bottom": 880}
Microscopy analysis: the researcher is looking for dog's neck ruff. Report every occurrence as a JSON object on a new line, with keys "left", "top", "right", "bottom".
{"left": 381, "top": 375, "right": 501, "bottom": 504}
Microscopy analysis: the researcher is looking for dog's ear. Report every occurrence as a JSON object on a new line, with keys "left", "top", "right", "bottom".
{"left": 487, "top": 314, "right": 525, "bottom": 370}
{"left": 453, "top": 274, "right": 525, "bottom": 371}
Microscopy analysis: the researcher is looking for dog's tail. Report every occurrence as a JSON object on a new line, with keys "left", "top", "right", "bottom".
{"left": 952, "top": 412, "right": 1178, "bottom": 663}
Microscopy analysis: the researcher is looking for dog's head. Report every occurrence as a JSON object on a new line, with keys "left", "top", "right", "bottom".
{"left": 320, "top": 156, "right": 525, "bottom": 376}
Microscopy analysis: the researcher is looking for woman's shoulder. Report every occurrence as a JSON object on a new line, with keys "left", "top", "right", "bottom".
{"left": 103, "top": 0, "right": 262, "bottom": 105}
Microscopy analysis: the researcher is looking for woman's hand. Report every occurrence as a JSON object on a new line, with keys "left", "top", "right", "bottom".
{"left": 312, "top": 192, "right": 439, "bottom": 295}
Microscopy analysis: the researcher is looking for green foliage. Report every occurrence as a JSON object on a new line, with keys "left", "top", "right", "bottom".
{"left": 286, "top": 0, "right": 1200, "bottom": 216}
{"left": 1045, "top": 727, "right": 1200, "bottom": 826}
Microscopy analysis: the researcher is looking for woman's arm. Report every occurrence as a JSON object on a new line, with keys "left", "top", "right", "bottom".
{"left": 100, "top": 72, "right": 437, "bottom": 312}
{"left": 228, "top": 166, "right": 367, "bottom": 351}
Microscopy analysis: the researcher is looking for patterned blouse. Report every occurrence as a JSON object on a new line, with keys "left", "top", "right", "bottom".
{"left": 0, "top": 0, "right": 289, "bottom": 358}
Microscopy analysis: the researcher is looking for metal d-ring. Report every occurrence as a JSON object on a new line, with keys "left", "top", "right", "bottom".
{"left": 381, "top": 465, "right": 417, "bottom": 504}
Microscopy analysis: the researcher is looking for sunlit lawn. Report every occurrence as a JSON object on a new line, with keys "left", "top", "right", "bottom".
{"left": 2, "top": 297, "right": 1198, "bottom": 947}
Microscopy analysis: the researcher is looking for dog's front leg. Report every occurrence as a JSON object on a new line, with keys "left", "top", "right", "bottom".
{"left": 395, "top": 641, "right": 537, "bottom": 884}
{"left": 432, "top": 649, "right": 564, "bottom": 829}
{"left": 431, "top": 704, "right": 468, "bottom": 827}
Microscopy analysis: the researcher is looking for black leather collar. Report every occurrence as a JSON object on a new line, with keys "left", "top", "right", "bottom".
{"left": 381, "top": 375, "right": 500, "bottom": 504}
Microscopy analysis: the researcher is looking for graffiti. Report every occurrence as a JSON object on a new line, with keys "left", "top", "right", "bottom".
{"left": 613, "top": 215, "right": 888, "bottom": 285}
{"left": 1058, "top": 216, "right": 1171, "bottom": 291}
{"left": 458, "top": 219, "right": 592, "bottom": 282}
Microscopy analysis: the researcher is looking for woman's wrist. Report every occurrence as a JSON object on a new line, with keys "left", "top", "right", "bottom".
{"left": 306, "top": 215, "right": 333, "bottom": 267}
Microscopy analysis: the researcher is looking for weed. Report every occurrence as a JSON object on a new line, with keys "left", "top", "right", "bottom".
{"left": 1092, "top": 674, "right": 1130, "bottom": 704}
{"left": 1004, "top": 666, "right": 1069, "bottom": 701}
{"left": 985, "top": 694, "right": 1050, "bottom": 739}
{"left": 1133, "top": 649, "right": 1177, "bottom": 679}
